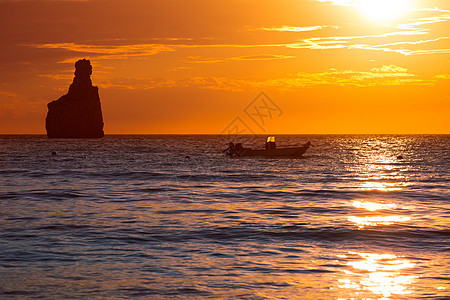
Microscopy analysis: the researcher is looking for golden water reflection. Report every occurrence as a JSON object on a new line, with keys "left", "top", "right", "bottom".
{"left": 349, "top": 200, "right": 411, "bottom": 228}
{"left": 352, "top": 200, "right": 397, "bottom": 211}
{"left": 338, "top": 251, "right": 418, "bottom": 299}
{"left": 358, "top": 181, "right": 403, "bottom": 192}
{"left": 347, "top": 139, "right": 413, "bottom": 194}
{"left": 348, "top": 216, "right": 411, "bottom": 228}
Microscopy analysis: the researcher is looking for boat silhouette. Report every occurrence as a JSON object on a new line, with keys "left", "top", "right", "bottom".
{"left": 223, "top": 136, "right": 311, "bottom": 158}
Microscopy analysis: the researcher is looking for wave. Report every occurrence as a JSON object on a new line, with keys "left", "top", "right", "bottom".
{"left": 19, "top": 223, "right": 443, "bottom": 251}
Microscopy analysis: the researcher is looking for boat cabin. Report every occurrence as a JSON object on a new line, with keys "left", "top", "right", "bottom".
{"left": 265, "top": 136, "right": 276, "bottom": 150}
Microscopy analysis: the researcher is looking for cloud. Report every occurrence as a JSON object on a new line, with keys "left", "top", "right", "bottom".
{"left": 308, "top": 0, "right": 450, "bottom": 55}
{"left": 313, "top": 0, "right": 354, "bottom": 6}
{"left": 38, "top": 74, "right": 73, "bottom": 81}
{"left": 189, "top": 66, "right": 429, "bottom": 90}
{"left": 34, "top": 43, "right": 177, "bottom": 60}
{"left": 435, "top": 74, "right": 450, "bottom": 80}
{"left": 350, "top": 38, "right": 450, "bottom": 55}
{"left": 77, "top": 65, "right": 431, "bottom": 92}
{"left": 397, "top": 15, "right": 450, "bottom": 30}
{"left": 231, "top": 54, "right": 295, "bottom": 60}
{"left": 98, "top": 77, "right": 175, "bottom": 90}
{"left": 186, "top": 54, "right": 295, "bottom": 64}
{"left": 31, "top": 42, "right": 288, "bottom": 63}
{"left": 95, "top": 76, "right": 245, "bottom": 91}
{"left": 31, "top": 6, "right": 449, "bottom": 66}
{"left": 262, "top": 66, "right": 425, "bottom": 88}
{"left": 314, "top": 0, "right": 449, "bottom": 12}
{"left": 33, "top": 32, "right": 447, "bottom": 67}
{"left": 31, "top": 2, "right": 450, "bottom": 62}
{"left": 287, "top": 32, "right": 450, "bottom": 55}
{"left": 260, "top": 25, "right": 337, "bottom": 32}
{"left": 32, "top": 42, "right": 296, "bottom": 65}
{"left": 370, "top": 65, "right": 408, "bottom": 73}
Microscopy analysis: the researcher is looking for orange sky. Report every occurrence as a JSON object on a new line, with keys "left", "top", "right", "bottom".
{"left": 0, "top": 0, "right": 448, "bottom": 134}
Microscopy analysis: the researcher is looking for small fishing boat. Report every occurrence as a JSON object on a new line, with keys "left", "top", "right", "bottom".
{"left": 223, "top": 136, "right": 311, "bottom": 158}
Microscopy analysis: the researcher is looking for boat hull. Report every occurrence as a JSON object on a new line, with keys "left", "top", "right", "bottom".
{"left": 237, "top": 145, "right": 309, "bottom": 157}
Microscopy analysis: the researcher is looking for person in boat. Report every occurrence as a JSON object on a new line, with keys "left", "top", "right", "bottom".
{"left": 223, "top": 142, "right": 246, "bottom": 156}
{"left": 265, "top": 136, "right": 276, "bottom": 150}
{"left": 223, "top": 142, "right": 240, "bottom": 155}
{"left": 222, "top": 142, "right": 235, "bottom": 156}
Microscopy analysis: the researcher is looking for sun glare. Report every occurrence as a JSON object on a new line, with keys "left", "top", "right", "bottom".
{"left": 356, "top": 0, "right": 410, "bottom": 22}
{"left": 352, "top": 200, "right": 397, "bottom": 211}
{"left": 338, "top": 252, "right": 418, "bottom": 298}
{"left": 348, "top": 215, "right": 411, "bottom": 228}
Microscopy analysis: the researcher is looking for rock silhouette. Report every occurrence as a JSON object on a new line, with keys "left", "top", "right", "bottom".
{"left": 45, "top": 59, "right": 104, "bottom": 138}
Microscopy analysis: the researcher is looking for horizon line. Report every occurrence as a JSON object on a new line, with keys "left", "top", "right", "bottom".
{"left": 1, "top": 133, "right": 449, "bottom": 136}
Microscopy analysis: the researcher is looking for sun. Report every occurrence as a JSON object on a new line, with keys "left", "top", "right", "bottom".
{"left": 356, "top": 0, "right": 411, "bottom": 22}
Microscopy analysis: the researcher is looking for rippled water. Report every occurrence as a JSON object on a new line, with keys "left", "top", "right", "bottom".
{"left": 0, "top": 135, "right": 448, "bottom": 299}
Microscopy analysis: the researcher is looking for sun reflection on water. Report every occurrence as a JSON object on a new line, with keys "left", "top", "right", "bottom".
{"left": 359, "top": 181, "right": 403, "bottom": 192}
{"left": 352, "top": 200, "right": 397, "bottom": 211}
{"left": 346, "top": 138, "right": 414, "bottom": 195}
{"left": 349, "top": 200, "right": 411, "bottom": 228}
{"left": 338, "top": 251, "right": 418, "bottom": 299}
{"left": 348, "top": 215, "right": 411, "bottom": 228}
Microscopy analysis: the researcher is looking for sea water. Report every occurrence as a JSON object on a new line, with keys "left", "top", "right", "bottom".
{"left": 0, "top": 135, "right": 448, "bottom": 299}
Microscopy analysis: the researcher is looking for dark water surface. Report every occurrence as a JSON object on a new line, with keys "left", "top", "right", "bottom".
{"left": 0, "top": 135, "right": 448, "bottom": 299}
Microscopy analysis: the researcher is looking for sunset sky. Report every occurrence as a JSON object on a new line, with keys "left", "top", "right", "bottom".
{"left": 0, "top": 0, "right": 449, "bottom": 134}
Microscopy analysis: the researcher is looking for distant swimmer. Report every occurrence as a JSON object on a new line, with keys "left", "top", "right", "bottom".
{"left": 51, "top": 151, "right": 57, "bottom": 156}
{"left": 397, "top": 155, "right": 404, "bottom": 160}
{"left": 185, "top": 155, "right": 191, "bottom": 159}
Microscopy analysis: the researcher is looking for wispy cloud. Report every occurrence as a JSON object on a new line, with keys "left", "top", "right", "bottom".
{"left": 231, "top": 54, "right": 294, "bottom": 60}
{"left": 351, "top": 38, "right": 450, "bottom": 55}
{"left": 186, "top": 54, "right": 295, "bottom": 64}
{"left": 313, "top": 0, "right": 354, "bottom": 6}
{"left": 34, "top": 43, "right": 176, "bottom": 60}
{"left": 360, "top": 65, "right": 411, "bottom": 78}
{"left": 290, "top": 35, "right": 450, "bottom": 55}
{"left": 397, "top": 15, "right": 450, "bottom": 30}
{"left": 435, "top": 74, "right": 450, "bottom": 80}
{"left": 76, "top": 65, "right": 432, "bottom": 91}
{"left": 291, "top": 29, "right": 429, "bottom": 50}
{"left": 314, "top": 0, "right": 449, "bottom": 12}
{"left": 262, "top": 65, "right": 428, "bottom": 88}
{"left": 267, "top": 1, "right": 450, "bottom": 55}
{"left": 32, "top": 5, "right": 450, "bottom": 64}
{"left": 32, "top": 42, "right": 288, "bottom": 63}
{"left": 281, "top": 11, "right": 450, "bottom": 55}
{"left": 261, "top": 25, "right": 337, "bottom": 32}
{"left": 99, "top": 77, "right": 175, "bottom": 90}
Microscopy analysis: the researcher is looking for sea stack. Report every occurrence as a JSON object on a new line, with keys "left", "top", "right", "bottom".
{"left": 45, "top": 59, "right": 104, "bottom": 138}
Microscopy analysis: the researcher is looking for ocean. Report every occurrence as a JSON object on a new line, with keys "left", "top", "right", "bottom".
{"left": 0, "top": 135, "right": 448, "bottom": 299}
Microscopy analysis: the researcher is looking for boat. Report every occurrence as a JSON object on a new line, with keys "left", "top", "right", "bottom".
{"left": 223, "top": 136, "right": 311, "bottom": 158}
